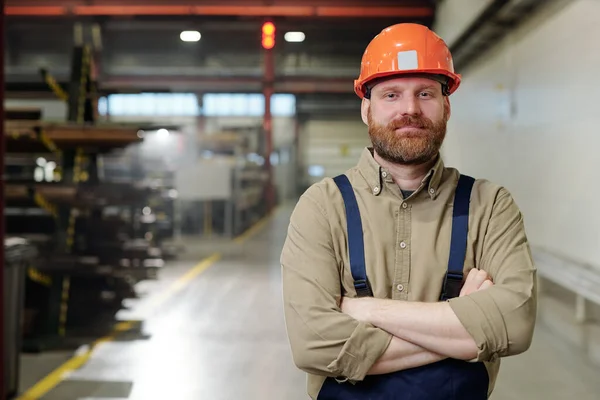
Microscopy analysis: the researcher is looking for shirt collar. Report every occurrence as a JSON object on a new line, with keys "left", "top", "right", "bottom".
{"left": 357, "top": 147, "right": 445, "bottom": 199}
{"left": 424, "top": 154, "right": 445, "bottom": 199}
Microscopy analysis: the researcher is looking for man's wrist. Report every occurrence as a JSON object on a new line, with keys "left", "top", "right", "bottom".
{"left": 368, "top": 298, "right": 393, "bottom": 328}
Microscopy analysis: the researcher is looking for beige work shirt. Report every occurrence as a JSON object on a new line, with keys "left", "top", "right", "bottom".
{"left": 281, "top": 147, "right": 537, "bottom": 399}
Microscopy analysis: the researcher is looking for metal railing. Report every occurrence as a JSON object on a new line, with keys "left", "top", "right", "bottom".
{"left": 532, "top": 247, "right": 600, "bottom": 323}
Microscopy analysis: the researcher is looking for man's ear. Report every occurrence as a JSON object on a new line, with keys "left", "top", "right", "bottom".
{"left": 361, "top": 98, "right": 370, "bottom": 125}
{"left": 444, "top": 97, "right": 451, "bottom": 121}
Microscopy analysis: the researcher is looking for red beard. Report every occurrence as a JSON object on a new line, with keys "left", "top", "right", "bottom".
{"left": 367, "top": 108, "right": 447, "bottom": 165}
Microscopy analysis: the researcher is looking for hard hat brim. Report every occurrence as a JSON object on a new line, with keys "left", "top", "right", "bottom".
{"left": 354, "top": 69, "right": 461, "bottom": 99}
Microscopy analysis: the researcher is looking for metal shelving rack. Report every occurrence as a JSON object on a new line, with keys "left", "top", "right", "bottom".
{"left": 4, "top": 36, "right": 163, "bottom": 350}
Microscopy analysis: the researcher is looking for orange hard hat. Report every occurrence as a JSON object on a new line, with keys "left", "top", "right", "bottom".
{"left": 354, "top": 23, "right": 461, "bottom": 99}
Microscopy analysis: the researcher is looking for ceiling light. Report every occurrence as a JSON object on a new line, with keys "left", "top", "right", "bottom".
{"left": 284, "top": 32, "right": 305, "bottom": 43}
{"left": 180, "top": 31, "right": 201, "bottom": 42}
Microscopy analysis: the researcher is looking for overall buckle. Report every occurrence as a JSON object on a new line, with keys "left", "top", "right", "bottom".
{"left": 354, "top": 279, "right": 373, "bottom": 297}
{"left": 440, "top": 272, "right": 463, "bottom": 301}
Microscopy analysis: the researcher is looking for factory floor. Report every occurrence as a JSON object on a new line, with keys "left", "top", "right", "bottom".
{"left": 17, "top": 205, "right": 600, "bottom": 400}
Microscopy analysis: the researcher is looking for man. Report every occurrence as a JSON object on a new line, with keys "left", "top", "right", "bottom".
{"left": 281, "top": 23, "right": 537, "bottom": 400}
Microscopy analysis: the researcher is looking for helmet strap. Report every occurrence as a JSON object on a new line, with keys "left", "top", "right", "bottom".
{"left": 441, "top": 84, "right": 450, "bottom": 96}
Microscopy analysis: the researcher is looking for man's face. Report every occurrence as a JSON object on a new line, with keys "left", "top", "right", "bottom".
{"left": 361, "top": 76, "right": 450, "bottom": 165}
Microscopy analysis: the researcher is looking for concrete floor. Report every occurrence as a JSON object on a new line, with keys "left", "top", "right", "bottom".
{"left": 18, "top": 205, "right": 600, "bottom": 400}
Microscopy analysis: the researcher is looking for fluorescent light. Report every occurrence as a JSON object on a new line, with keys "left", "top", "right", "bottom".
{"left": 180, "top": 31, "right": 201, "bottom": 42}
{"left": 285, "top": 31, "right": 305, "bottom": 43}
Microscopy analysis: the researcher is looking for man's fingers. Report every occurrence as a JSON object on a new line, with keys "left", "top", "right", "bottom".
{"left": 460, "top": 269, "right": 492, "bottom": 296}
{"left": 478, "top": 279, "right": 494, "bottom": 291}
{"left": 471, "top": 269, "right": 489, "bottom": 288}
{"left": 466, "top": 268, "right": 479, "bottom": 280}
{"left": 459, "top": 269, "right": 479, "bottom": 296}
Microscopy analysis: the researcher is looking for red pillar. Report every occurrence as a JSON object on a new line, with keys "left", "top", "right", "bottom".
{"left": 1, "top": 0, "right": 6, "bottom": 398}
{"left": 262, "top": 27, "right": 275, "bottom": 212}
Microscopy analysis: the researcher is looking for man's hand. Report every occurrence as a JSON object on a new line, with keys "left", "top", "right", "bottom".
{"left": 460, "top": 268, "right": 494, "bottom": 297}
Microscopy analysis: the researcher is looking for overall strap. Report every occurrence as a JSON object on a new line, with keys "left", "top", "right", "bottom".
{"left": 440, "top": 174, "right": 476, "bottom": 301}
{"left": 333, "top": 174, "right": 373, "bottom": 297}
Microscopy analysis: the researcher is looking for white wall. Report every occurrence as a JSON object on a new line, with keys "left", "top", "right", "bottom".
{"left": 437, "top": 0, "right": 600, "bottom": 268}
{"left": 434, "top": 0, "right": 494, "bottom": 47}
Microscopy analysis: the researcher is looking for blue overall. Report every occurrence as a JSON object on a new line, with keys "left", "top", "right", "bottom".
{"left": 318, "top": 174, "right": 489, "bottom": 400}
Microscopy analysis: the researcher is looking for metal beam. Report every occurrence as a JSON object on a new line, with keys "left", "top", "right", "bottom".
{"left": 0, "top": 0, "right": 5, "bottom": 397}
{"left": 450, "top": 0, "right": 550, "bottom": 72}
{"left": 99, "top": 75, "right": 355, "bottom": 94}
{"left": 5, "top": 76, "right": 356, "bottom": 95}
{"left": 6, "top": 3, "right": 433, "bottom": 18}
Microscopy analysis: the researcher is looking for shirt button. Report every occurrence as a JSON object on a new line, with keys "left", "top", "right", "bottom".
{"left": 382, "top": 171, "right": 388, "bottom": 178}
{"left": 396, "top": 284, "right": 404, "bottom": 292}
{"left": 373, "top": 186, "right": 380, "bottom": 194}
{"left": 402, "top": 203, "right": 408, "bottom": 209}
{"left": 429, "top": 188, "right": 436, "bottom": 195}
{"left": 400, "top": 241, "right": 407, "bottom": 249}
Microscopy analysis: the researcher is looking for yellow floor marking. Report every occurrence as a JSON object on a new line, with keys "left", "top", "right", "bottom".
{"left": 15, "top": 252, "right": 222, "bottom": 400}
{"left": 17, "top": 333, "right": 118, "bottom": 400}
{"left": 16, "top": 211, "right": 275, "bottom": 399}
{"left": 234, "top": 207, "right": 277, "bottom": 244}
{"left": 138, "top": 252, "right": 222, "bottom": 313}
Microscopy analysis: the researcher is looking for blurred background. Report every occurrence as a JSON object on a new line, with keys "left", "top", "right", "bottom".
{"left": 1, "top": 0, "right": 599, "bottom": 399}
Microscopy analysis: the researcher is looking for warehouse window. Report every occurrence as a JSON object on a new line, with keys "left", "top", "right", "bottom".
{"left": 98, "top": 92, "right": 295, "bottom": 117}
{"left": 201, "top": 93, "right": 296, "bottom": 117}
{"left": 98, "top": 93, "right": 200, "bottom": 116}
{"left": 271, "top": 94, "right": 296, "bottom": 117}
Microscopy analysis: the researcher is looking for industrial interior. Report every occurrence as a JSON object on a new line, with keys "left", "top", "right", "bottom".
{"left": 1, "top": 0, "right": 600, "bottom": 399}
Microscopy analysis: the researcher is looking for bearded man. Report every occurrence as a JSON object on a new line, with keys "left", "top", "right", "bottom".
{"left": 281, "top": 23, "right": 537, "bottom": 400}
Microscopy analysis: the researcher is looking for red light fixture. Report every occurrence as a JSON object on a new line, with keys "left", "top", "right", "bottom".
{"left": 262, "top": 21, "right": 276, "bottom": 49}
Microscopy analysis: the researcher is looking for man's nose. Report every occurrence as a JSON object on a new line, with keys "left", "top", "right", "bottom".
{"left": 399, "top": 96, "right": 421, "bottom": 116}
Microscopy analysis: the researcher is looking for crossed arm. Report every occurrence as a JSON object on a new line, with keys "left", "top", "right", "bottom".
{"left": 281, "top": 186, "right": 537, "bottom": 381}
{"left": 346, "top": 269, "right": 494, "bottom": 376}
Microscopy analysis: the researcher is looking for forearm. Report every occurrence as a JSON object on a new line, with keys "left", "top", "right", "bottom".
{"left": 369, "top": 299, "right": 478, "bottom": 360}
{"left": 367, "top": 336, "right": 446, "bottom": 375}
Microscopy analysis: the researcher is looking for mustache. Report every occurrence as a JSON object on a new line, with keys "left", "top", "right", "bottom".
{"left": 388, "top": 116, "right": 433, "bottom": 130}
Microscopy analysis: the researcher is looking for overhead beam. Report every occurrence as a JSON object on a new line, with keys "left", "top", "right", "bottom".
{"left": 102, "top": 75, "right": 355, "bottom": 94}
{"left": 6, "top": 4, "right": 432, "bottom": 18}
{"left": 5, "top": 76, "right": 356, "bottom": 95}
{"left": 449, "top": 0, "right": 553, "bottom": 71}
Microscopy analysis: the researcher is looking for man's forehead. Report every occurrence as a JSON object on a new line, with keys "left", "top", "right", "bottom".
{"left": 369, "top": 74, "right": 446, "bottom": 91}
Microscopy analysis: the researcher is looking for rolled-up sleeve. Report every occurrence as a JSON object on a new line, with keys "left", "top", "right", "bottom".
{"left": 448, "top": 187, "right": 537, "bottom": 362}
{"left": 281, "top": 186, "right": 392, "bottom": 381}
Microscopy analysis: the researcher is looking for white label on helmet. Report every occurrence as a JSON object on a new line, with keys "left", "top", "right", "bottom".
{"left": 397, "top": 50, "right": 418, "bottom": 70}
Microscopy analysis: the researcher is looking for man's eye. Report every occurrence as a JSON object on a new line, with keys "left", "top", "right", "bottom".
{"left": 419, "top": 92, "right": 432, "bottom": 98}
{"left": 385, "top": 93, "right": 396, "bottom": 99}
